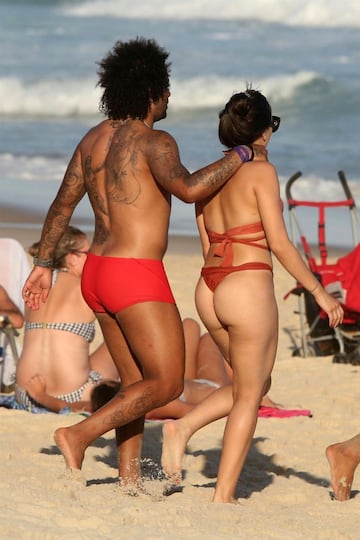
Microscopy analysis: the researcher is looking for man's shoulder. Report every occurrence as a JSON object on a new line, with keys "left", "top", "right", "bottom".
{"left": 76, "top": 120, "right": 111, "bottom": 149}
{"left": 88, "top": 119, "right": 111, "bottom": 136}
{"left": 148, "top": 128, "right": 177, "bottom": 148}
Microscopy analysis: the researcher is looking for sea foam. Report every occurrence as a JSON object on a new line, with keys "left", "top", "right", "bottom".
{"left": 60, "top": 0, "right": 360, "bottom": 28}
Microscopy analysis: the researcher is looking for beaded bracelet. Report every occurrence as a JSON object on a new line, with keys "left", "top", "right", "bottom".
{"left": 33, "top": 256, "right": 53, "bottom": 268}
{"left": 232, "top": 145, "right": 254, "bottom": 162}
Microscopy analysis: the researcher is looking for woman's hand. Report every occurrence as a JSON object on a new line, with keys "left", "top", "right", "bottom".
{"left": 313, "top": 288, "right": 344, "bottom": 328}
{"left": 25, "top": 374, "right": 47, "bottom": 401}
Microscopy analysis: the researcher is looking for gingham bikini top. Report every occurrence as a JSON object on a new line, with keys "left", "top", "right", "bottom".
{"left": 25, "top": 321, "right": 95, "bottom": 343}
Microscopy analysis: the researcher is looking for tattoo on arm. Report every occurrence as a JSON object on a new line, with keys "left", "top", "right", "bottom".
{"left": 147, "top": 131, "right": 241, "bottom": 197}
{"left": 38, "top": 150, "right": 85, "bottom": 258}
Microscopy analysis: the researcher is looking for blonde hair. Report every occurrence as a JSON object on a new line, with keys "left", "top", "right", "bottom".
{"left": 28, "top": 226, "right": 87, "bottom": 270}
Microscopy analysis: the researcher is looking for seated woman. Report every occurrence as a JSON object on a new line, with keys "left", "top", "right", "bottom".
{"left": 15, "top": 226, "right": 118, "bottom": 413}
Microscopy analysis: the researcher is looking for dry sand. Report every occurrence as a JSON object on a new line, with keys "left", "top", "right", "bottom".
{"left": 0, "top": 212, "right": 359, "bottom": 540}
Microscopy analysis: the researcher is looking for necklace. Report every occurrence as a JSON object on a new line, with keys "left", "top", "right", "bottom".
{"left": 143, "top": 120, "right": 152, "bottom": 129}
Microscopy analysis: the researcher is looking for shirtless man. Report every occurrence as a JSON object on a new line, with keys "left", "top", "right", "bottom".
{"left": 22, "top": 37, "right": 256, "bottom": 487}
{"left": 326, "top": 434, "right": 360, "bottom": 501}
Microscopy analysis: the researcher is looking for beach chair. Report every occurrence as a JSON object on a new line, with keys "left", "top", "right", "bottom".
{"left": 0, "top": 238, "right": 30, "bottom": 390}
{"left": 284, "top": 171, "right": 360, "bottom": 358}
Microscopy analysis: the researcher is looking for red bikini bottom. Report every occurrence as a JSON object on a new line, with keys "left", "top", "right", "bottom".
{"left": 201, "top": 262, "right": 272, "bottom": 293}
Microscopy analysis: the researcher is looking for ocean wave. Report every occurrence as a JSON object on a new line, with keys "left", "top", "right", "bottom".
{"left": 59, "top": 0, "right": 360, "bottom": 28}
{"left": 0, "top": 153, "right": 67, "bottom": 182}
{"left": 0, "top": 77, "right": 100, "bottom": 117}
{"left": 0, "top": 71, "right": 336, "bottom": 117}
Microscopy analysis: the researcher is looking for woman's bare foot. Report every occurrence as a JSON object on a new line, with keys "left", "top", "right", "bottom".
{"left": 54, "top": 427, "right": 85, "bottom": 470}
{"left": 326, "top": 440, "right": 360, "bottom": 501}
{"left": 161, "top": 420, "right": 189, "bottom": 484}
{"left": 260, "top": 394, "right": 283, "bottom": 408}
{"left": 212, "top": 495, "right": 238, "bottom": 504}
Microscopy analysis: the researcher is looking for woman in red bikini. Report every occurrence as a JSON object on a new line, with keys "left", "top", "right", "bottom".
{"left": 161, "top": 88, "right": 344, "bottom": 503}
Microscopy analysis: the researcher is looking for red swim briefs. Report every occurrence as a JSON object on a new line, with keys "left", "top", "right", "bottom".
{"left": 81, "top": 254, "right": 176, "bottom": 314}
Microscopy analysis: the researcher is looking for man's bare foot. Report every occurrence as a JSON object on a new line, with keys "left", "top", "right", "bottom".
{"left": 326, "top": 441, "right": 360, "bottom": 501}
{"left": 54, "top": 427, "right": 85, "bottom": 470}
{"left": 161, "top": 420, "right": 189, "bottom": 484}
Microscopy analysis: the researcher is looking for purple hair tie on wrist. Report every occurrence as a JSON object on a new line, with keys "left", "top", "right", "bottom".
{"left": 232, "top": 145, "right": 254, "bottom": 162}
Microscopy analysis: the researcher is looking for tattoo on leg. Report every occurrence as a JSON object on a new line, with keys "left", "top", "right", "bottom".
{"left": 104, "top": 387, "right": 160, "bottom": 427}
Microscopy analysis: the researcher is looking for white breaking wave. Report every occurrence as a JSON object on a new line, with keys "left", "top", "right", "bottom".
{"left": 0, "top": 77, "right": 100, "bottom": 117}
{"left": 0, "top": 153, "right": 67, "bottom": 183}
{"left": 0, "top": 71, "right": 321, "bottom": 117}
{"left": 60, "top": 0, "right": 360, "bottom": 28}
{"left": 170, "top": 71, "right": 321, "bottom": 110}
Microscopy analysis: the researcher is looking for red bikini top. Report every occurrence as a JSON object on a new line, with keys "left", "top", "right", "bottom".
{"left": 207, "top": 222, "right": 269, "bottom": 266}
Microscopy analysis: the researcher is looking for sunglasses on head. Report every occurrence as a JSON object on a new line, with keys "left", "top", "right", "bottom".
{"left": 271, "top": 115, "right": 281, "bottom": 133}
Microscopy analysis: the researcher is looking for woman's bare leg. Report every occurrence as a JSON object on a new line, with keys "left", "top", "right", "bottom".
{"left": 183, "top": 318, "right": 201, "bottom": 380}
{"left": 326, "top": 433, "right": 360, "bottom": 501}
{"left": 196, "top": 332, "right": 231, "bottom": 387}
{"left": 161, "top": 275, "right": 279, "bottom": 499}
{"left": 54, "top": 302, "right": 185, "bottom": 482}
{"left": 209, "top": 273, "right": 278, "bottom": 503}
{"left": 162, "top": 282, "right": 233, "bottom": 481}
{"left": 161, "top": 384, "right": 233, "bottom": 482}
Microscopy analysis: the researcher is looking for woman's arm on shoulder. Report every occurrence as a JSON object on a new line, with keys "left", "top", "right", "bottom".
{"left": 146, "top": 129, "right": 245, "bottom": 203}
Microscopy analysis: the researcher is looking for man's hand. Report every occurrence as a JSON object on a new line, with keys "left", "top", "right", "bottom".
{"left": 22, "top": 267, "right": 53, "bottom": 310}
{"left": 252, "top": 144, "right": 268, "bottom": 161}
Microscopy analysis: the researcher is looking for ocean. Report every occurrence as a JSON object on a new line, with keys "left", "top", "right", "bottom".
{"left": 1, "top": 0, "right": 360, "bottom": 247}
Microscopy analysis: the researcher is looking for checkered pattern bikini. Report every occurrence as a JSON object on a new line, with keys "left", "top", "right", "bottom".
{"left": 15, "top": 370, "right": 103, "bottom": 409}
{"left": 25, "top": 321, "right": 95, "bottom": 343}
{"left": 16, "top": 321, "right": 98, "bottom": 410}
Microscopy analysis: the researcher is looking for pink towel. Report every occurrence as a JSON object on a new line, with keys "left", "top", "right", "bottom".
{"left": 258, "top": 406, "right": 312, "bottom": 418}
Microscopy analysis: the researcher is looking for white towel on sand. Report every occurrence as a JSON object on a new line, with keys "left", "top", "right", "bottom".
{"left": 0, "top": 238, "right": 30, "bottom": 386}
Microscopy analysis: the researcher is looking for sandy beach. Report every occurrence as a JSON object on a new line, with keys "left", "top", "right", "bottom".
{"left": 0, "top": 212, "right": 359, "bottom": 540}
